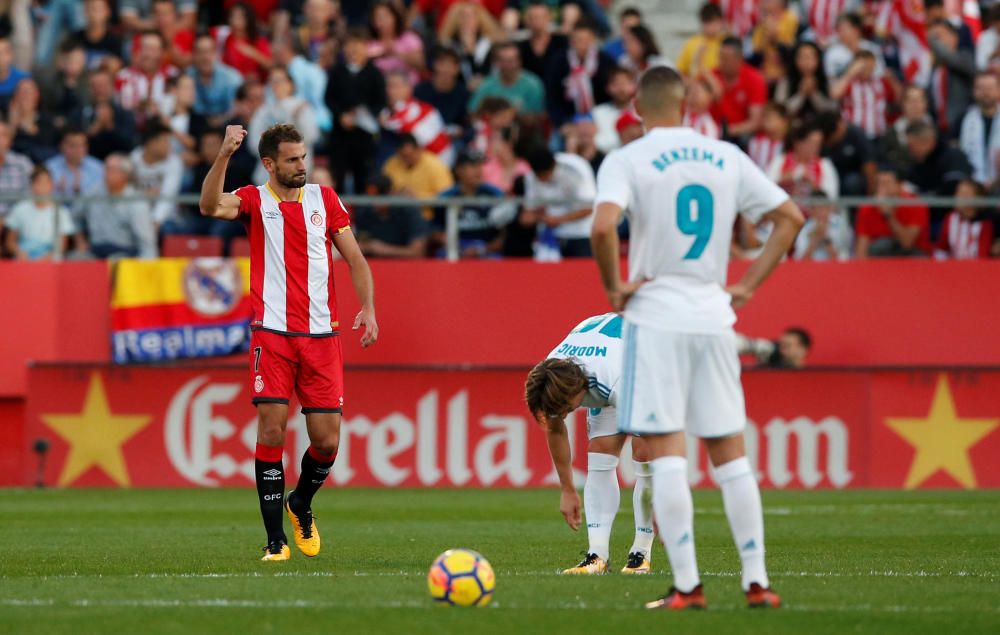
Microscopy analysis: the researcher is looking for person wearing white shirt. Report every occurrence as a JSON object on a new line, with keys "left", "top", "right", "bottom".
{"left": 128, "top": 120, "right": 184, "bottom": 228}
{"left": 592, "top": 67, "right": 638, "bottom": 153}
{"left": 524, "top": 148, "right": 597, "bottom": 257}
{"left": 249, "top": 66, "right": 320, "bottom": 185}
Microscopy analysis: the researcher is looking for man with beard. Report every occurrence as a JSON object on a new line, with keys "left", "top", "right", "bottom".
{"left": 199, "top": 124, "right": 379, "bottom": 561}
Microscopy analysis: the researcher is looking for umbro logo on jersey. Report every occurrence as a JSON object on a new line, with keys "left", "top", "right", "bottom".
{"left": 264, "top": 210, "right": 280, "bottom": 219}
{"left": 262, "top": 469, "right": 282, "bottom": 480}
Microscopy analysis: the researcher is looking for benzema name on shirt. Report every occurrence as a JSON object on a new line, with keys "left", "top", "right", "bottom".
{"left": 652, "top": 147, "right": 725, "bottom": 172}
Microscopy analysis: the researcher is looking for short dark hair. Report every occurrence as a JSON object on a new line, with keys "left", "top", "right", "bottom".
{"left": 141, "top": 120, "right": 172, "bottom": 145}
{"left": 432, "top": 45, "right": 461, "bottom": 66}
{"left": 837, "top": 12, "right": 863, "bottom": 31}
{"left": 763, "top": 102, "right": 789, "bottom": 119}
{"left": 345, "top": 25, "right": 371, "bottom": 43}
{"left": 699, "top": 2, "right": 723, "bottom": 22}
{"left": 397, "top": 133, "right": 419, "bottom": 149}
{"left": 30, "top": 164, "right": 51, "bottom": 182}
{"left": 784, "top": 327, "right": 812, "bottom": 350}
{"left": 58, "top": 38, "right": 85, "bottom": 55}
{"left": 853, "top": 49, "right": 876, "bottom": 62}
{"left": 905, "top": 119, "right": 937, "bottom": 138}
{"left": 606, "top": 65, "right": 634, "bottom": 85}
{"left": 721, "top": 35, "right": 743, "bottom": 52}
{"left": 491, "top": 41, "right": 519, "bottom": 61}
{"left": 59, "top": 126, "right": 87, "bottom": 144}
{"left": 620, "top": 6, "right": 642, "bottom": 20}
{"left": 787, "top": 122, "right": 822, "bottom": 146}
{"left": 573, "top": 16, "right": 599, "bottom": 34}
{"left": 475, "top": 96, "right": 514, "bottom": 116}
{"left": 527, "top": 147, "right": 555, "bottom": 174}
{"left": 258, "top": 123, "right": 304, "bottom": 160}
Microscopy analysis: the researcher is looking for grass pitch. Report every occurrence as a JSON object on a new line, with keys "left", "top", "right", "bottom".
{"left": 1, "top": 488, "right": 997, "bottom": 634}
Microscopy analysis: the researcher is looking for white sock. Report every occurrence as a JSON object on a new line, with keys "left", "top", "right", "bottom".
{"left": 651, "top": 456, "right": 700, "bottom": 592}
{"left": 629, "top": 460, "right": 655, "bottom": 557}
{"left": 583, "top": 452, "right": 620, "bottom": 561}
{"left": 715, "top": 457, "right": 769, "bottom": 591}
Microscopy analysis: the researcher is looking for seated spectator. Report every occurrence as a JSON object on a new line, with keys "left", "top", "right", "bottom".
{"left": 415, "top": 47, "right": 471, "bottom": 134}
{"left": 73, "top": 69, "right": 139, "bottom": 161}
{"left": 215, "top": 2, "right": 272, "bottom": 82}
{"left": 45, "top": 128, "right": 105, "bottom": 199}
{"left": 676, "top": 3, "right": 725, "bottom": 78}
{"left": 682, "top": 76, "right": 720, "bottom": 139}
{"left": 905, "top": 119, "right": 973, "bottom": 205}
{"left": 37, "top": 40, "right": 89, "bottom": 132}
{"left": 469, "top": 42, "right": 546, "bottom": 116}
{"left": 602, "top": 6, "right": 643, "bottom": 61}
{"left": 188, "top": 34, "right": 244, "bottom": 126}
{"left": 130, "top": 121, "right": 184, "bottom": 230}
{"left": 959, "top": 72, "right": 1000, "bottom": 188}
{"left": 72, "top": 0, "right": 123, "bottom": 71}
{"left": 121, "top": 0, "right": 197, "bottom": 34}
{"left": 469, "top": 96, "right": 517, "bottom": 157}
{"left": 877, "top": 84, "right": 932, "bottom": 175}
{"left": 817, "top": 111, "right": 877, "bottom": 196}
{"left": 383, "top": 133, "right": 455, "bottom": 201}
{"left": 81, "top": 154, "right": 158, "bottom": 259}
{"left": 249, "top": 67, "right": 320, "bottom": 182}
{"left": 767, "top": 122, "right": 839, "bottom": 199}
{"left": 354, "top": 175, "right": 429, "bottom": 258}
{"left": 855, "top": 167, "right": 931, "bottom": 258}
{"left": 518, "top": 1, "right": 569, "bottom": 82}
{"left": 0, "top": 37, "right": 29, "bottom": 113}
{"left": 0, "top": 120, "right": 32, "bottom": 219}
{"left": 546, "top": 18, "right": 618, "bottom": 127}
{"left": 4, "top": 165, "right": 79, "bottom": 260}
{"left": 8, "top": 78, "right": 58, "bottom": 164}
{"left": 563, "top": 114, "right": 605, "bottom": 173}
{"left": 747, "top": 102, "right": 788, "bottom": 170}
{"left": 824, "top": 12, "right": 885, "bottom": 79}
{"left": 296, "top": 0, "right": 345, "bottom": 65}
{"left": 439, "top": 2, "right": 504, "bottom": 86}
{"left": 925, "top": 0, "right": 975, "bottom": 52}
{"left": 772, "top": 41, "right": 837, "bottom": 121}
{"left": 381, "top": 70, "right": 455, "bottom": 166}
{"left": 928, "top": 18, "right": 975, "bottom": 134}
{"left": 831, "top": 50, "right": 897, "bottom": 140}
{"left": 592, "top": 67, "right": 636, "bottom": 153}
{"left": 523, "top": 147, "right": 597, "bottom": 257}
{"left": 750, "top": 0, "right": 798, "bottom": 82}
{"left": 435, "top": 149, "right": 513, "bottom": 258}
{"left": 131, "top": 0, "right": 194, "bottom": 69}
{"left": 326, "top": 27, "right": 386, "bottom": 193}
{"left": 615, "top": 109, "right": 643, "bottom": 145}
{"left": 115, "top": 31, "right": 179, "bottom": 120}
{"left": 225, "top": 81, "right": 264, "bottom": 130}
{"left": 794, "top": 191, "right": 853, "bottom": 261}
{"left": 368, "top": 0, "right": 425, "bottom": 84}
{"left": 708, "top": 37, "right": 767, "bottom": 140}
{"left": 159, "top": 74, "right": 208, "bottom": 162}
{"left": 272, "top": 34, "right": 332, "bottom": 133}
{"left": 935, "top": 179, "right": 997, "bottom": 259}
{"left": 618, "top": 24, "right": 669, "bottom": 76}
{"left": 976, "top": 5, "right": 1000, "bottom": 70}
{"left": 482, "top": 124, "right": 530, "bottom": 193}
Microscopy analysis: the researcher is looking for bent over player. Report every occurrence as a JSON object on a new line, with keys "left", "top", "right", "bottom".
{"left": 200, "top": 124, "right": 378, "bottom": 561}
{"left": 592, "top": 67, "right": 803, "bottom": 609}
{"left": 525, "top": 313, "right": 655, "bottom": 575}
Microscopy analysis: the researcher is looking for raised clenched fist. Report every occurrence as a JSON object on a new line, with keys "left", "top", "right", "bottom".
{"left": 221, "top": 125, "right": 247, "bottom": 157}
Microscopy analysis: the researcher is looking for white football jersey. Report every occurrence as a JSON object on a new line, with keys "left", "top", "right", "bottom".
{"left": 595, "top": 127, "right": 789, "bottom": 332}
{"left": 548, "top": 313, "right": 623, "bottom": 408}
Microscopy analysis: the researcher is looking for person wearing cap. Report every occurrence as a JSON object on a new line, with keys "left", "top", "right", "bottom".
{"left": 434, "top": 149, "right": 515, "bottom": 258}
{"left": 615, "top": 109, "right": 643, "bottom": 145}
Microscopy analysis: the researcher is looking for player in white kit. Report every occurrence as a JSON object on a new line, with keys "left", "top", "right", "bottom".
{"left": 591, "top": 66, "right": 804, "bottom": 610}
{"left": 524, "top": 313, "right": 655, "bottom": 575}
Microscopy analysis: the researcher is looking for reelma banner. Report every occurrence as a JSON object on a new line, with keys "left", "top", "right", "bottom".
{"left": 111, "top": 258, "right": 252, "bottom": 363}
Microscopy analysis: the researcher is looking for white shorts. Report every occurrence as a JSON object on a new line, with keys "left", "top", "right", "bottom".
{"left": 618, "top": 321, "right": 746, "bottom": 438}
{"left": 586, "top": 406, "right": 619, "bottom": 440}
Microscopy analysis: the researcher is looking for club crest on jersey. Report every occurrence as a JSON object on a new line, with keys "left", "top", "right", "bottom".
{"left": 254, "top": 375, "right": 264, "bottom": 393}
{"left": 310, "top": 210, "right": 323, "bottom": 226}
{"left": 182, "top": 258, "right": 242, "bottom": 317}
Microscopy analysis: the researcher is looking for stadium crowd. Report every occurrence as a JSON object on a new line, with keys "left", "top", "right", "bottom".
{"left": 0, "top": 0, "right": 998, "bottom": 260}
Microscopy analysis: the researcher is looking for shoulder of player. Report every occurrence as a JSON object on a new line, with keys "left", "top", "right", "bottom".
{"left": 554, "top": 152, "right": 595, "bottom": 178}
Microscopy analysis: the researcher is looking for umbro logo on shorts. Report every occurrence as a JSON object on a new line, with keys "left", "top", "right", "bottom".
{"left": 262, "top": 469, "right": 282, "bottom": 480}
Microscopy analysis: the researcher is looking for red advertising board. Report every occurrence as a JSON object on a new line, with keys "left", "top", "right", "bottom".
{"left": 21, "top": 365, "right": 1000, "bottom": 489}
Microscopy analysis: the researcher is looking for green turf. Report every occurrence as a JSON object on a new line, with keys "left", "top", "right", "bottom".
{"left": 0, "top": 488, "right": 997, "bottom": 634}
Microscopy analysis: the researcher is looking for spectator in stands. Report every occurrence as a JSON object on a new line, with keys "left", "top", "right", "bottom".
{"left": 249, "top": 67, "right": 320, "bottom": 181}
{"left": 747, "top": 102, "right": 788, "bottom": 170}
{"left": 959, "top": 72, "right": 1000, "bottom": 188}
{"left": 435, "top": 149, "right": 513, "bottom": 258}
{"left": 794, "top": 191, "right": 853, "bottom": 261}
{"left": 354, "top": 174, "right": 429, "bottom": 259}
{"left": 37, "top": 40, "right": 89, "bottom": 133}
{"left": 676, "top": 3, "right": 725, "bottom": 78}
{"left": 615, "top": 109, "right": 643, "bottom": 145}
{"left": 175, "top": 128, "right": 251, "bottom": 249}
{"left": 326, "top": 27, "right": 386, "bottom": 193}
{"left": 855, "top": 166, "right": 931, "bottom": 258}
{"left": 134, "top": 0, "right": 194, "bottom": 69}
{"left": 296, "top": 0, "right": 345, "bottom": 65}
{"left": 877, "top": 84, "right": 931, "bottom": 175}
{"left": 0, "top": 120, "right": 32, "bottom": 219}
{"left": 772, "top": 41, "right": 837, "bottom": 121}
{"left": 8, "top": 78, "right": 58, "bottom": 164}
{"left": 546, "top": 18, "right": 617, "bottom": 126}
{"left": 0, "top": 37, "right": 29, "bottom": 114}
{"left": 749, "top": 0, "right": 798, "bottom": 82}
{"left": 592, "top": 67, "right": 635, "bottom": 153}
{"left": 381, "top": 70, "right": 455, "bottom": 166}
{"left": 817, "top": 111, "right": 877, "bottom": 196}
{"left": 73, "top": 0, "right": 123, "bottom": 71}
{"left": 682, "top": 76, "right": 720, "bottom": 139}
{"left": 824, "top": 12, "right": 885, "bottom": 79}
{"left": 469, "top": 96, "right": 516, "bottom": 156}
{"left": 602, "top": 6, "right": 643, "bottom": 61}
{"left": 905, "top": 119, "right": 973, "bottom": 203}
{"left": 81, "top": 154, "right": 157, "bottom": 259}
{"left": 563, "top": 114, "right": 605, "bottom": 173}
{"left": 130, "top": 121, "right": 183, "bottom": 230}
{"left": 73, "top": 69, "right": 139, "bottom": 160}
{"left": 709, "top": 37, "right": 767, "bottom": 139}
{"left": 976, "top": 5, "right": 1000, "bottom": 70}
{"left": 518, "top": 1, "right": 569, "bottom": 81}
{"left": 769, "top": 327, "right": 812, "bottom": 369}
{"left": 32, "top": 0, "right": 85, "bottom": 68}
{"left": 121, "top": 0, "right": 197, "bottom": 34}
{"left": 438, "top": 2, "right": 504, "bottom": 86}
{"left": 159, "top": 74, "right": 206, "bottom": 163}
{"left": 45, "top": 128, "right": 104, "bottom": 199}
{"left": 416, "top": 47, "right": 471, "bottom": 133}
{"left": 116, "top": 31, "right": 178, "bottom": 120}
{"left": 767, "top": 122, "right": 839, "bottom": 199}
{"left": 272, "top": 34, "right": 332, "bottom": 133}
{"left": 188, "top": 34, "right": 243, "bottom": 126}
{"left": 217, "top": 2, "right": 272, "bottom": 82}
{"left": 226, "top": 81, "right": 264, "bottom": 130}
{"left": 482, "top": 124, "right": 530, "bottom": 193}
{"left": 802, "top": 0, "right": 848, "bottom": 46}
{"left": 935, "top": 179, "right": 998, "bottom": 259}
{"left": 928, "top": 18, "right": 975, "bottom": 134}
{"left": 368, "top": 0, "right": 425, "bottom": 84}
{"left": 383, "top": 133, "right": 455, "bottom": 200}
{"left": 469, "top": 42, "right": 546, "bottom": 116}
{"left": 4, "top": 165, "right": 78, "bottom": 260}
{"left": 618, "top": 24, "right": 668, "bottom": 76}
{"left": 831, "top": 50, "right": 897, "bottom": 140}
{"left": 523, "top": 146, "right": 597, "bottom": 257}
{"left": 925, "top": 0, "right": 975, "bottom": 52}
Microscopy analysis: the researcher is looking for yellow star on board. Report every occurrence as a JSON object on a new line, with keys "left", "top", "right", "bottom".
{"left": 42, "top": 373, "right": 152, "bottom": 487}
{"left": 886, "top": 375, "right": 999, "bottom": 489}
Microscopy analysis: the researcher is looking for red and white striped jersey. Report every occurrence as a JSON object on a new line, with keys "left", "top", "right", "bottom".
{"left": 382, "top": 98, "right": 455, "bottom": 165}
{"left": 115, "top": 65, "right": 179, "bottom": 111}
{"left": 234, "top": 183, "right": 352, "bottom": 336}
{"left": 747, "top": 133, "right": 783, "bottom": 170}
{"left": 936, "top": 211, "right": 995, "bottom": 259}
{"left": 842, "top": 76, "right": 894, "bottom": 138}
{"left": 807, "top": 0, "right": 849, "bottom": 43}
{"left": 683, "top": 111, "right": 720, "bottom": 139}
{"left": 714, "top": 0, "right": 760, "bottom": 38}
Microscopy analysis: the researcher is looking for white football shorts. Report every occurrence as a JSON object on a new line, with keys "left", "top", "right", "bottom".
{"left": 586, "top": 406, "right": 619, "bottom": 440}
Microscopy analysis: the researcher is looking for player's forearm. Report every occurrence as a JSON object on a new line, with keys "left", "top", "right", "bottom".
{"left": 591, "top": 227, "right": 622, "bottom": 293}
{"left": 739, "top": 203, "right": 804, "bottom": 291}
{"left": 347, "top": 253, "right": 375, "bottom": 309}
{"left": 199, "top": 154, "right": 231, "bottom": 217}
{"left": 545, "top": 424, "right": 576, "bottom": 492}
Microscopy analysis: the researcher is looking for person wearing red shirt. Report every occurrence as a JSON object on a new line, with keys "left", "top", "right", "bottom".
{"left": 131, "top": 0, "right": 194, "bottom": 68}
{"left": 855, "top": 167, "right": 931, "bottom": 258}
{"left": 936, "top": 179, "right": 997, "bottom": 259}
{"left": 215, "top": 3, "right": 272, "bottom": 81}
{"left": 708, "top": 36, "right": 767, "bottom": 139}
